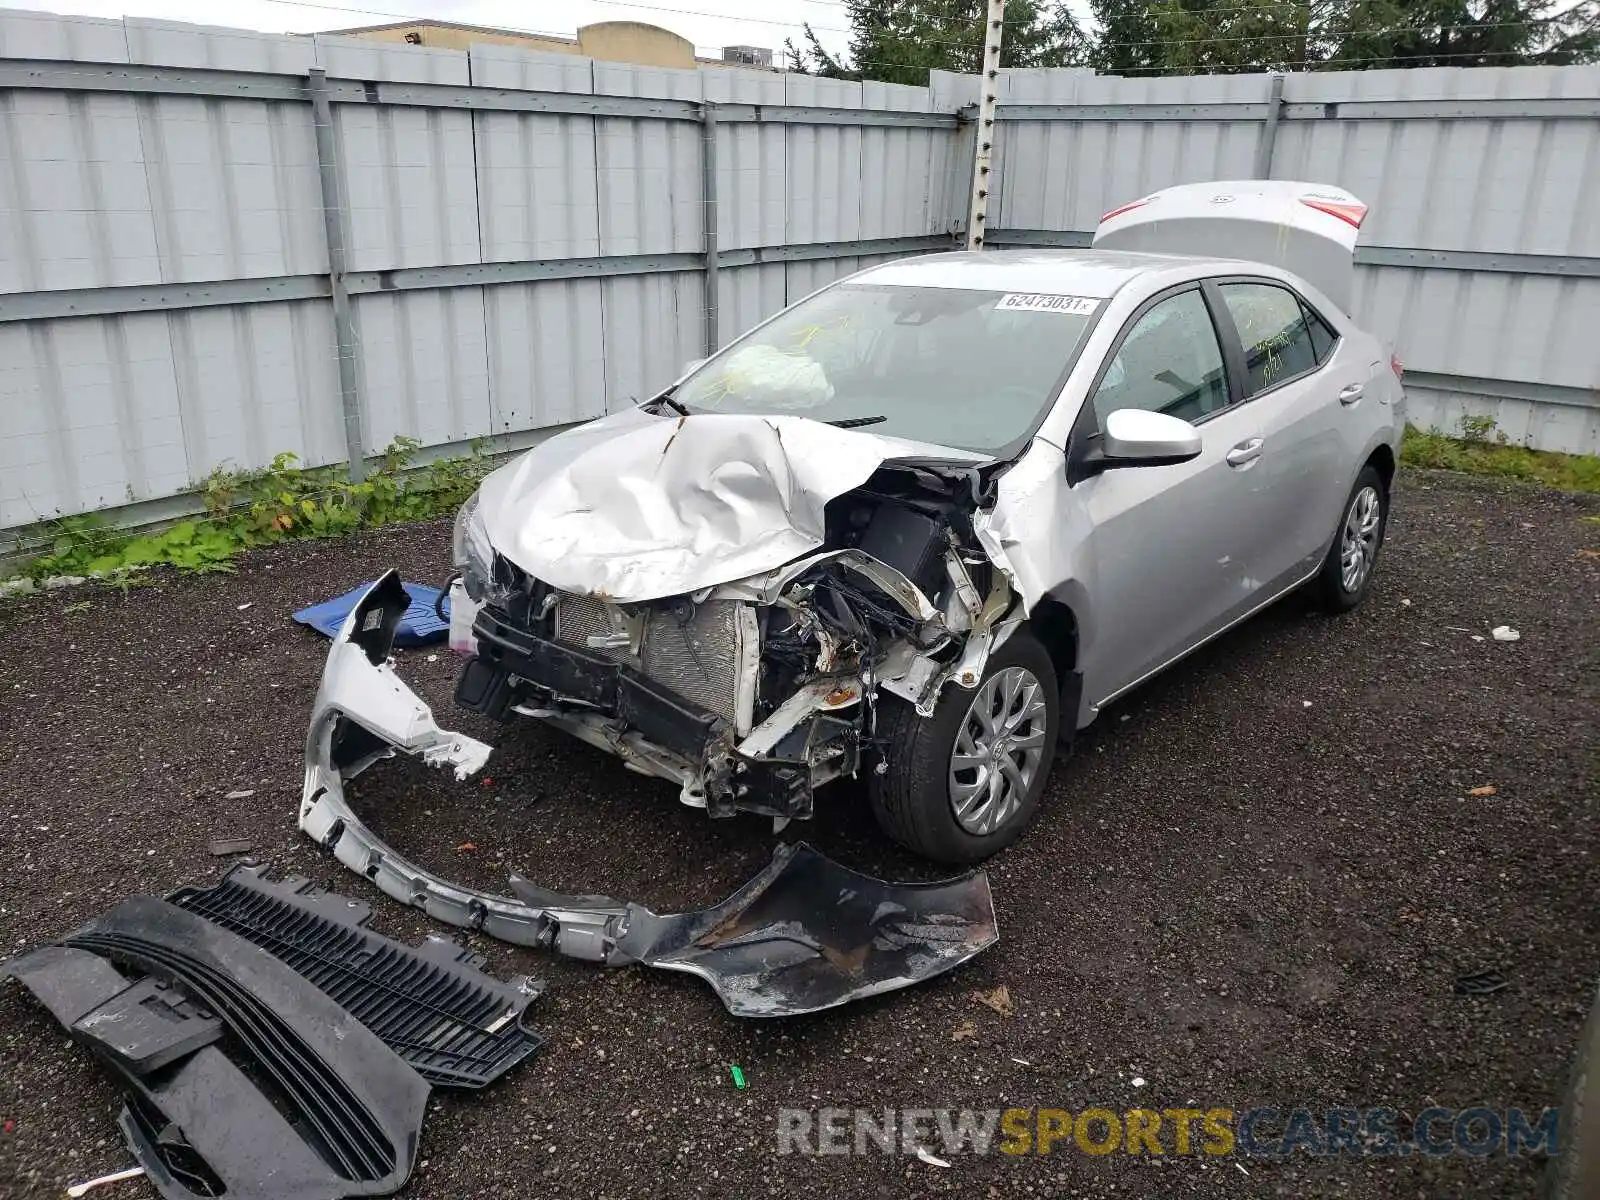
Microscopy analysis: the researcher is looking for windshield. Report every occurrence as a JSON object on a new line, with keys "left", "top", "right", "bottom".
{"left": 672, "top": 283, "right": 1099, "bottom": 454}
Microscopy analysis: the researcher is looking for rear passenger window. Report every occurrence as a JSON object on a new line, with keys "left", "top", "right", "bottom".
{"left": 1219, "top": 282, "right": 1319, "bottom": 395}
{"left": 1304, "top": 301, "right": 1338, "bottom": 363}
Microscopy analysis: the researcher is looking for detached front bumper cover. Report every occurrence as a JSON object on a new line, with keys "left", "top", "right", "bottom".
{"left": 301, "top": 571, "right": 999, "bottom": 1017}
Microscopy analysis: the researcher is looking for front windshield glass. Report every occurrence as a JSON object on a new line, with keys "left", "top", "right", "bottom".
{"left": 673, "top": 283, "right": 1098, "bottom": 454}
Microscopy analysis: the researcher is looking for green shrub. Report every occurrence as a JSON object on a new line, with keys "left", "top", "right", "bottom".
{"left": 11, "top": 438, "right": 493, "bottom": 584}
{"left": 1401, "top": 421, "right": 1600, "bottom": 495}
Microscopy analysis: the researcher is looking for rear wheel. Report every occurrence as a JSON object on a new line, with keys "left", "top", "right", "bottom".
{"left": 1317, "top": 465, "right": 1388, "bottom": 612}
{"left": 869, "top": 631, "right": 1059, "bottom": 864}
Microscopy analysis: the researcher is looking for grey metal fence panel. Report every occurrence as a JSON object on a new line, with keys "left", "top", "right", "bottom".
{"left": 0, "top": 299, "right": 345, "bottom": 529}
{"left": 786, "top": 75, "right": 864, "bottom": 244}
{"left": 1400, "top": 376, "right": 1600, "bottom": 455}
{"left": 1274, "top": 66, "right": 1600, "bottom": 256}
{"left": 1, "top": 88, "right": 160, "bottom": 291}
{"left": 333, "top": 99, "right": 479, "bottom": 272}
{"left": 601, "top": 270, "right": 701, "bottom": 410}
{"left": 0, "top": 9, "right": 127, "bottom": 63}
{"left": 480, "top": 275, "right": 608, "bottom": 432}
{"left": 124, "top": 17, "right": 316, "bottom": 74}
{"left": 985, "top": 63, "right": 1600, "bottom": 454}
{"left": 137, "top": 93, "right": 326, "bottom": 282}
{"left": 785, "top": 256, "right": 864, "bottom": 301}
{"left": 993, "top": 70, "right": 1269, "bottom": 232}
{"left": 717, "top": 261, "right": 784, "bottom": 350}
{"left": 703, "top": 65, "right": 785, "bottom": 251}
{"left": 311, "top": 33, "right": 470, "bottom": 85}
{"left": 859, "top": 80, "right": 941, "bottom": 241}
{"left": 351, "top": 287, "right": 492, "bottom": 451}
{"left": 593, "top": 62, "right": 703, "bottom": 257}
{"left": 1276, "top": 66, "right": 1600, "bottom": 448}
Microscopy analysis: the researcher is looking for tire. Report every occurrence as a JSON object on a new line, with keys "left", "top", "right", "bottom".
{"left": 1316, "top": 465, "right": 1388, "bottom": 613}
{"left": 869, "top": 630, "right": 1059, "bottom": 864}
{"left": 1549, "top": 982, "right": 1600, "bottom": 1199}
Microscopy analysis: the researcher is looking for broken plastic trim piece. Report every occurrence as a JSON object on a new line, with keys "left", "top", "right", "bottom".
{"left": 536, "top": 841, "right": 999, "bottom": 1018}
{"left": 301, "top": 571, "right": 1000, "bottom": 1017}
{"left": 4, "top": 906, "right": 429, "bottom": 1200}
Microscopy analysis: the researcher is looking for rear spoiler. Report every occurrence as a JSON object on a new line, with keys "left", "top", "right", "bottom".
{"left": 1092, "top": 181, "right": 1367, "bottom": 313}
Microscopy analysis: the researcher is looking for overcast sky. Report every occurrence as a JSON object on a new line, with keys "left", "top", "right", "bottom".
{"left": 7, "top": 0, "right": 924, "bottom": 59}
{"left": 10, "top": 0, "right": 1104, "bottom": 60}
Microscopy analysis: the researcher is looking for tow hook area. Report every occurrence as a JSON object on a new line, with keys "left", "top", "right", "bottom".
{"left": 300, "top": 571, "right": 999, "bottom": 1017}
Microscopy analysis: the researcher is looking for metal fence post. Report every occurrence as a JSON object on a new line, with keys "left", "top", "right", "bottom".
{"left": 700, "top": 100, "right": 720, "bottom": 356}
{"left": 308, "top": 68, "right": 367, "bottom": 483}
{"left": 1255, "top": 73, "right": 1286, "bottom": 179}
{"left": 965, "top": 0, "right": 1007, "bottom": 251}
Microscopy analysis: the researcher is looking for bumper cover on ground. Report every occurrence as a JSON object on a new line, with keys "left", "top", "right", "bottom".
{"left": 300, "top": 571, "right": 999, "bottom": 1017}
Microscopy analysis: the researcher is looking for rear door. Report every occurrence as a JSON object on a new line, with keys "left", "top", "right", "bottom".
{"left": 1209, "top": 279, "right": 1366, "bottom": 592}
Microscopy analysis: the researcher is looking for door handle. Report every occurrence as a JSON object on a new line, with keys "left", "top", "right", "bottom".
{"left": 1225, "top": 438, "right": 1263, "bottom": 467}
{"left": 1338, "top": 382, "right": 1365, "bottom": 405}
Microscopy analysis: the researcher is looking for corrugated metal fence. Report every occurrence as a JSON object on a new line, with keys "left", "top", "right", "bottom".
{"left": 2, "top": 8, "right": 1597, "bottom": 540}
{"left": 0, "top": 8, "right": 967, "bottom": 539}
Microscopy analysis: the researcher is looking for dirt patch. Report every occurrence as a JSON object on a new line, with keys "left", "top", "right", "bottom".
{"left": 2, "top": 474, "right": 1597, "bottom": 1198}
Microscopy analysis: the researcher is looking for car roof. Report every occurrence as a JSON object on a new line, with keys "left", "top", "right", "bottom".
{"left": 850, "top": 248, "right": 1251, "bottom": 298}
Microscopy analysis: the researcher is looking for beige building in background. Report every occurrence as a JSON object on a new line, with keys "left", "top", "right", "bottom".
{"left": 323, "top": 18, "right": 776, "bottom": 70}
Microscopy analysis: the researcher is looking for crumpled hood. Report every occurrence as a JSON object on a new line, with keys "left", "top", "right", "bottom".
{"left": 479, "top": 407, "right": 982, "bottom": 603}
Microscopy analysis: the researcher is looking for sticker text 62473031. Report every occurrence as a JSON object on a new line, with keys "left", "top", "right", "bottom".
{"left": 995, "top": 293, "right": 1101, "bottom": 316}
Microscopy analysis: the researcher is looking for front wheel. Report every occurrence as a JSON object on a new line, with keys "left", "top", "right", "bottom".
{"left": 869, "top": 631, "right": 1059, "bottom": 864}
{"left": 1317, "top": 465, "right": 1388, "bottom": 612}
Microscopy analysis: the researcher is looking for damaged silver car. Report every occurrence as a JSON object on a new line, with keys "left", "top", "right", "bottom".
{"left": 298, "top": 181, "right": 1403, "bottom": 1011}
{"left": 435, "top": 181, "right": 1404, "bottom": 863}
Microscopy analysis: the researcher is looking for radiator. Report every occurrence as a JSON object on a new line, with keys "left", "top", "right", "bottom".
{"left": 554, "top": 593, "right": 754, "bottom": 730}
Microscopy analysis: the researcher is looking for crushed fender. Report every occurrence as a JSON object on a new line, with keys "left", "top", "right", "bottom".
{"left": 300, "top": 572, "right": 1000, "bottom": 1017}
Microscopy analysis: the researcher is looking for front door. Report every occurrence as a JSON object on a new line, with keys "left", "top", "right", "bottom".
{"left": 1071, "top": 287, "right": 1271, "bottom": 705}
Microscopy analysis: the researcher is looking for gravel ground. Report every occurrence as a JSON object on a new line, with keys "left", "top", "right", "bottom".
{"left": 1, "top": 470, "right": 1596, "bottom": 1199}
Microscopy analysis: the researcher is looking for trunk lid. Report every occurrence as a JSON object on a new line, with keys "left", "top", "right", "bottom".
{"left": 1092, "top": 180, "right": 1367, "bottom": 313}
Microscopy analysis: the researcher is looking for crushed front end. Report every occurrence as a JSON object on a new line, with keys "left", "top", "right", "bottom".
{"left": 451, "top": 455, "right": 1015, "bottom": 824}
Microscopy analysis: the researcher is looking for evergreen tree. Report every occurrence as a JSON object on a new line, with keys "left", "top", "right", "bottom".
{"left": 785, "top": 0, "right": 1092, "bottom": 86}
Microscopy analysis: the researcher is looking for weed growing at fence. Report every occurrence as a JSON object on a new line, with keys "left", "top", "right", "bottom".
{"left": 10, "top": 437, "right": 492, "bottom": 584}
{"left": 1402, "top": 420, "right": 1600, "bottom": 494}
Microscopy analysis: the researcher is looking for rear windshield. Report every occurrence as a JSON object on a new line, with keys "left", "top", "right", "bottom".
{"left": 673, "top": 283, "right": 1098, "bottom": 454}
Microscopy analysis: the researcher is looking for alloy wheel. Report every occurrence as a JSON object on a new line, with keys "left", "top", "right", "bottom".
{"left": 949, "top": 666, "right": 1049, "bottom": 836}
{"left": 1340, "top": 484, "right": 1382, "bottom": 594}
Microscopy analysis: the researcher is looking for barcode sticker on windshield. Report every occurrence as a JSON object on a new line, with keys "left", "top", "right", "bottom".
{"left": 996, "top": 293, "right": 1100, "bottom": 316}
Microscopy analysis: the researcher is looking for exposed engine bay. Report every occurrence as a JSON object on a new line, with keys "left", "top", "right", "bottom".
{"left": 451, "top": 451, "right": 1023, "bottom": 823}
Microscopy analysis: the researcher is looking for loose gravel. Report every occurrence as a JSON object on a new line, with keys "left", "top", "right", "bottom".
{"left": 1, "top": 470, "right": 1596, "bottom": 1199}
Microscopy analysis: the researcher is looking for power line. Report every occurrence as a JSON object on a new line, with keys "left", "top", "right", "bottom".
{"left": 1091, "top": 17, "right": 1566, "bottom": 51}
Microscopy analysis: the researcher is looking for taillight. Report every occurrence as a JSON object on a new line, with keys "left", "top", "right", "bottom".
{"left": 1300, "top": 197, "right": 1368, "bottom": 229}
{"left": 1389, "top": 353, "right": 1404, "bottom": 382}
{"left": 1099, "top": 197, "right": 1150, "bottom": 223}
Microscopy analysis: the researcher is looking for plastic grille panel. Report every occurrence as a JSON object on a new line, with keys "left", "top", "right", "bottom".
{"left": 168, "top": 866, "right": 542, "bottom": 1090}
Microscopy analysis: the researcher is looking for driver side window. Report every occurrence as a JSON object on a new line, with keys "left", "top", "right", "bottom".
{"left": 1091, "top": 289, "right": 1228, "bottom": 427}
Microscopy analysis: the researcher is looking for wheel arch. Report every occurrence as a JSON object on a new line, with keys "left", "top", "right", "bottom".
{"left": 1025, "top": 593, "right": 1085, "bottom": 739}
{"left": 1366, "top": 442, "right": 1396, "bottom": 494}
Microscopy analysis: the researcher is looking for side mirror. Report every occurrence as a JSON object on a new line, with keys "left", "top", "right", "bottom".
{"left": 681, "top": 357, "right": 707, "bottom": 377}
{"left": 1101, "top": 409, "right": 1202, "bottom": 467}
